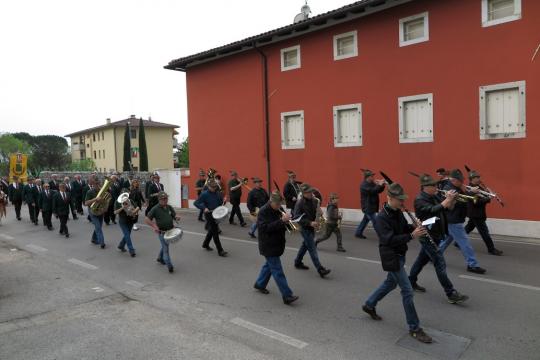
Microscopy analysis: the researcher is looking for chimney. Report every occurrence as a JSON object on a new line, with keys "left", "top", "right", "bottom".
{"left": 106, "top": 118, "right": 111, "bottom": 124}
{"left": 130, "top": 114, "right": 136, "bottom": 119}
{"left": 148, "top": 116, "right": 152, "bottom": 122}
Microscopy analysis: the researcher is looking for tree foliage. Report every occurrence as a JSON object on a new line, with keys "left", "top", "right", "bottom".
{"left": 0, "top": 134, "right": 32, "bottom": 175}
{"left": 68, "top": 159, "right": 96, "bottom": 171}
{"left": 177, "top": 137, "right": 189, "bottom": 168}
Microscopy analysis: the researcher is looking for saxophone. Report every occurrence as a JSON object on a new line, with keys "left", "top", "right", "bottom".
{"left": 90, "top": 178, "right": 112, "bottom": 216}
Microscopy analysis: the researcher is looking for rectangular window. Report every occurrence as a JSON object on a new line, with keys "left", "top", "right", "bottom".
{"left": 281, "top": 110, "right": 305, "bottom": 149}
{"left": 93, "top": 150, "right": 97, "bottom": 159}
{"left": 130, "top": 129, "right": 137, "bottom": 139}
{"left": 333, "top": 31, "right": 358, "bottom": 60}
{"left": 333, "top": 104, "right": 362, "bottom": 147}
{"left": 98, "top": 150, "right": 101, "bottom": 159}
{"left": 93, "top": 133, "right": 96, "bottom": 142}
{"left": 479, "top": 81, "right": 525, "bottom": 140}
{"left": 280, "top": 45, "right": 301, "bottom": 71}
{"left": 399, "top": 12, "right": 429, "bottom": 47}
{"left": 482, "top": 0, "right": 521, "bottom": 27}
{"left": 398, "top": 94, "right": 434, "bottom": 143}
{"left": 102, "top": 149, "right": 105, "bottom": 159}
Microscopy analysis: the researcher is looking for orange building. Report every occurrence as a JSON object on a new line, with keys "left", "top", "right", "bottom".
{"left": 166, "top": 0, "right": 540, "bottom": 238}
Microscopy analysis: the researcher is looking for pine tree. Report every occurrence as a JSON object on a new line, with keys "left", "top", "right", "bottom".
{"left": 139, "top": 119, "right": 148, "bottom": 171}
{"left": 123, "top": 123, "right": 131, "bottom": 171}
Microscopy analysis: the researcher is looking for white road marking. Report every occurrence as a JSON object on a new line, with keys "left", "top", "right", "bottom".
{"left": 25, "top": 244, "right": 48, "bottom": 252}
{"left": 126, "top": 280, "right": 144, "bottom": 288}
{"left": 459, "top": 275, "right": 540, "bottom": 292}
{"left": 230, "top": 317, "right": 308, "bottom": 349}
{"left": 68, "top": 258, "right": 98, "bottom": 270}
{"left": 346, "top": 257, "right": 381, "bottom": 265}
{"left": 0, "top": 234, "right": 15, "bottom": 240}
{"left": 92, "top": 287, "right": 104, "bottom": 293}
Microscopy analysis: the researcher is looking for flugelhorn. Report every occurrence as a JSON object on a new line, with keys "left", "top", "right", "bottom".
{"left": 438, "top": 189, "right": 478, "bottom": 204}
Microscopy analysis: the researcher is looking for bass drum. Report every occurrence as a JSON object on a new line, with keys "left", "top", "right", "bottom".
{"left": 212, "top": 206, "right": 229, "bottom": 223}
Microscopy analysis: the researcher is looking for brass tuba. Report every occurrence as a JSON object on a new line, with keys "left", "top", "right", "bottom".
{"left": 90, "top": 178, "right": 112, "bottom": 216}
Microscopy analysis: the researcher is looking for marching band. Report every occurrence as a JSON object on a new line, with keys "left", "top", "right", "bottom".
{"left": 0, "top": 165, "right": 504, "bottom": 344}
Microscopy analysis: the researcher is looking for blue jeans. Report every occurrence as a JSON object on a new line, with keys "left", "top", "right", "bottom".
{"left": 118, "top": 222, "right": 135, "bottom": 254}
{"left": 409, "top": 238, "right": 455, "bottom": 296}
{"left": 355, "top": 212, "right": 377, "bottom": 236}
{"left": 366, "top": 256, "right": 420, "bottom": 331}
{"left": 440, "top": 223, "right": 479, "bottom": 267}
{"left": 295, "top": 229, "right": 322, "bottom": 270}
{"left": 90, "top": 214, "right": 105, "bottom": 245}
{"left": 250, "top": 222, "right": 258, "bottom": 235}
{"left": 255, "top": 256, "right": 293, "bottom": 298}
{"left": 158, "top": 234, "right": 172, "bottom": 267}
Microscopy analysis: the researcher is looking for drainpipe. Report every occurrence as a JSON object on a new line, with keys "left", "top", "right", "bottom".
{"left": 253, "top": 43, "right": 271, "bottom": 193}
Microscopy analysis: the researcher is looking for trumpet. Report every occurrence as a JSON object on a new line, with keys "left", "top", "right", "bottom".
{"left": 239, "top": 176, "right": 252, "bottom": 191}
{"left": 279, "top": 208, "right": 299, "bottom": 234}
{"left": 438, "top": 190, "right": 478, "bottom": 204}
{"left": 337, "top": 211, "right": 343, "bottom": 229}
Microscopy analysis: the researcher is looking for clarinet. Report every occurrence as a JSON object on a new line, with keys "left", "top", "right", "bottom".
{"left": 402, "top": 207, "right": 439, "bottom": 250}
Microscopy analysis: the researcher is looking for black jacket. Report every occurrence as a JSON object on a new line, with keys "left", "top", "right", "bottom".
{"left": 71, "top": 179, "right": 85, "bottom": 199}
{"left": 283, "top": 181, "right": 300, "bottom": 209}
{"left": 23, "top": 184, "right": 37, "bottom": 204}
{"left": 228, "top": 179, "right": 242, "bottom": 205}
{"left": 293, "top": 196, "right": 318, "bottom": 231}
{"left": 360, "top": 180, "right": 385, "bottom": 213}
{"left": 257, "top": 203, "right": 287, "bottom": 257}
{"left": 414, "top": 191, "right": 448, "bottom": 241}
{"left": 53, "top": 191, "right": 71, "bottom": 216}
{"left": 247, "top": 188, "right": 269, "bottom": 213}
{"left": 129, "top": 188, "right": 145, "bottom": 208}
{"left": 375, "top": 203, "right": 414, "bottom": 272}
{"left": 39, "top": 190, "right": 55, "bottom": 212}
{"left": 467, "top": 194, "right": 490, "bottom": 219}
{"left": 443, "top": 183, "right": 469, "bottom": 224}
{"left": 147, "top": 182, "right": 164, "bottom": 207}
{"left": 49, "top": 180, "right": 59, "bottom": 191}
{"left": 8, "top": 183, "right": 23, "bottom": 203}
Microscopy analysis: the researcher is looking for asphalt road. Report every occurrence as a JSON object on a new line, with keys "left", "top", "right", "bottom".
{"left": 0, "top": 207, "right": 539, "bottom": 360}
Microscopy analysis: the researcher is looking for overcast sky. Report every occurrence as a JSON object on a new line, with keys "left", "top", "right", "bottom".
{"left": 0, "top": 0, "right": 353, "bottom": 141}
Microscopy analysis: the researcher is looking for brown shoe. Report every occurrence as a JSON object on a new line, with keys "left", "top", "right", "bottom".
{"left": 409, "top": 328, "right": 433, "bottom": 343}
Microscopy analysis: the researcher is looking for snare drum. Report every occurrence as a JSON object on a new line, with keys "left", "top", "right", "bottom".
{"left": 212, "top": 206, "right": 229, "bottom": 223}
{"left": 163, "top": 227, "right": 183, "bottom": 244}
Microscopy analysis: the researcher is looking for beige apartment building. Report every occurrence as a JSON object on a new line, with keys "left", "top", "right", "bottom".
{"left": 66, "top": 115, "right": 179, "bottom": 172}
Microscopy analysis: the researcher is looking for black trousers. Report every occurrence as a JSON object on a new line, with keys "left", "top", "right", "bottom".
{"left": 58, "top": 214, "right": 69, "bottom": 235}
{"left": 104, "top": 203, "right": 115, "bottom": 224}
{"left": 229, "top": 203, "right": 245, "bottom": 224}
{"left": 27, "top": 203, "right": 37, "bottom": 223}
{"left": 465, "top": 218, "right": 495, "bottom": 252}
{"left": 13, "top": 201, "right": 22, "bottom": 219}
{"left": 203, "top": 213, "right": 224, "bottom": 252}
{"left": 198, "top": 208, "right": 204, "bottom": 220}
{"left": 42, "top": 211, "right": 53, "bottom": 228}
{"left": 74, "top": 196, "right": 84, "bottom": 214}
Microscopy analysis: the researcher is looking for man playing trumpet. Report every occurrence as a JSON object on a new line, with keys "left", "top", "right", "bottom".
{"left": 355, "top": 170, "right": 385, "bottom": 239}
{"left": 247, "top": 177, "right": 269, "bottom": 239}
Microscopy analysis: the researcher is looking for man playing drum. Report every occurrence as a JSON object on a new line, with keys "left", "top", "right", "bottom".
{"left": 145, "top": 191, "right": 181, "bottom": 273}
{"left": 194, "top": 180, "right": 229, "bottom": 257}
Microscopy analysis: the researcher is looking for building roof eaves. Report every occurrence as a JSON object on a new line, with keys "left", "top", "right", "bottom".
{"left": 164, "top": 0, "right": 414, "bottom": 71}
{"left": 64, "top": 118, "right": 179, "bottom": 137}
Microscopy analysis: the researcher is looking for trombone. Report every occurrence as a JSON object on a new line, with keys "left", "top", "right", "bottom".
{"left": 465, "top": 186, "right": 497, "bottom": 199}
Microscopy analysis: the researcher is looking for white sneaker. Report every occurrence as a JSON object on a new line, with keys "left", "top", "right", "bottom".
{"left": 133, "top": 224, "right": 139, "bottom": 231}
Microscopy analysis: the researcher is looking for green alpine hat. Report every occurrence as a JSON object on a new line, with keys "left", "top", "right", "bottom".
{"left": 270, "top": 191, "right": 284, "bottom": 204}
{"left": 299, "top": 183, "right": 314, "bottom": 193}
{"left": 252, "top": 177, "right": 262, "bottom": 183}
{"left": 468, "top": 170, "right": 481, "bottom": 179}
{"left": 420, "top": 174, "right": 438, "bottom": 186}
{"left": 363, "top": 169, "right": 374, "bottom": 178}
{"left": 158, "top": 191, "right": 168, "bottom": 199}
{"left": 449, "top": 169, "right": 464, "bottom": 181}
{"left": 387, "top": 183, "right": 408, "bottom": 200}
